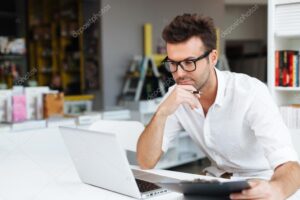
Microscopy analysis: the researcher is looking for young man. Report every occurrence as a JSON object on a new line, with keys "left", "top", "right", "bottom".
{"left": 136, "top": 14, "right": 300, "bottom": 199}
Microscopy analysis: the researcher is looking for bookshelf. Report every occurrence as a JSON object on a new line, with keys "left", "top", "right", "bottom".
{"left": 268, "top": 0, "right": 300, "bottom": 105}
{"left": 268, "top": 0, "right": 300, "bottom": 155}
{"left": 27, "top": 0, "right": 85, "bottom": 94}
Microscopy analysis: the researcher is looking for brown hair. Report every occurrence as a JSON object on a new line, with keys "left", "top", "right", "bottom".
{"left": 162, "top": 13, "right": 216, "bottom": 51}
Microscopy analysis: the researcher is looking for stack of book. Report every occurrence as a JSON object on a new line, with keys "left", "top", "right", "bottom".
{"left": 275, "top": 50, "right": 300, "bottom": 87}
{"left": 0, "top": 86, "right": 66, "bottom": 131}
{"left": 279, "top": 105, "right": 300, "bottom": 129}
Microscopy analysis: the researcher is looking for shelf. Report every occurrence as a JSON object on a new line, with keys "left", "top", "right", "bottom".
{"left": 275, "top": 33, "right": 300, "bottom": 39}
{"left": 0, "top": 54, "right": 26, "bottom": 59}
{"left": 64, "top": 95, "right": 94, "bottom": 101}
{"left": 275, "top": 87, "right": 300, "bottom": 91}
{"left": 275, "top": 0, "right": 300, "bottom": 5}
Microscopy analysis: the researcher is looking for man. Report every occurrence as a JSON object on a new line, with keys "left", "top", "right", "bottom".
{"left": 136, "top": 14, "right": 300, "bottom": 200}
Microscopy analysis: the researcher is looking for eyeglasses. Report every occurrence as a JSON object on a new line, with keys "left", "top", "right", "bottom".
{"left": 162, "top": 50, "right": 212, "bottom": 73}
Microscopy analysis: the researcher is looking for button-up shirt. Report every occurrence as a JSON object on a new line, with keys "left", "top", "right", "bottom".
{"left": 161, "top": 68, "right": 299, "bottom": 179}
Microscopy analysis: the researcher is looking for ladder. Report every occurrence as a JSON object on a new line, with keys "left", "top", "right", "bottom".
{"left": 121, "top": 55, "right": 166, "bottom": 101}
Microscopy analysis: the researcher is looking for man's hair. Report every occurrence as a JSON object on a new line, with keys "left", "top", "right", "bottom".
{"left": 162, "top": 13, "right": 216, "bottom": 51}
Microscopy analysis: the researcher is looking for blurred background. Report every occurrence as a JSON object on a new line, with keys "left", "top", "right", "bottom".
{"left": 0, "top": 0, "right": 267, "bottom": 110}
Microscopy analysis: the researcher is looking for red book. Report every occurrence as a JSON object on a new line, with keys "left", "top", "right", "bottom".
{"left": 275, "top": 51, "right": 279, "bottom": 86}
{"left": 288, "top": 51, "right": 294, "bottom": 87}
{"left": 283, "top": 51, "right": 288, "bottom": 86}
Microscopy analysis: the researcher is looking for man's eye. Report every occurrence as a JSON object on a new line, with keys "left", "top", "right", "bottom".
{"left": 183, "top": 60, "right": 194, "bottom": 66}
{"left": 169, "top": 62, "right": 177, "bottom": 66}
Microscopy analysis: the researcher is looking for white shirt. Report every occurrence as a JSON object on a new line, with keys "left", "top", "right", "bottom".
{"left": 161, "top": 68, "right": 299, "bottom": 179}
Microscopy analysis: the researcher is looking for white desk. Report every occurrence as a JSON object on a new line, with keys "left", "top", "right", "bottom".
{"left": 0, "top": 127, "right": 221, "bottom": 200}
{"left": 1, "top": 128, "right": 299, "bottom": 200}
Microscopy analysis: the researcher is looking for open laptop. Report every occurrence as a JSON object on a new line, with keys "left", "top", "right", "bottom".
{"left": 59, "top": 126, "right": 172, "bottom": 199}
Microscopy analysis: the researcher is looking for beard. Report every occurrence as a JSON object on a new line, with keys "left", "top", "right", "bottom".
{"left": 175, "top": 65, "right": 211, "bottom": 91}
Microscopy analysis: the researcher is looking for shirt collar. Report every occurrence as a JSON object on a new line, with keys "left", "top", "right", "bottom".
{"left": 214, "top": 67, "right": 226, "bottom": 107}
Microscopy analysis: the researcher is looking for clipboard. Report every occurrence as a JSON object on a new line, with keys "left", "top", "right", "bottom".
{"left": 155, "top": 179, "right": 250, "bottom": 197}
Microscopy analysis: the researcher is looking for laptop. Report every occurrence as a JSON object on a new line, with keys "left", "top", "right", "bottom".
{"left": 59, "top": 126, "right": 171, "bottom": 199}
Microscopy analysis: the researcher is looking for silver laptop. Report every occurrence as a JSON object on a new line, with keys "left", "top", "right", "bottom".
{"left": 59, "top": 126, "right": 171, "bottom": 199}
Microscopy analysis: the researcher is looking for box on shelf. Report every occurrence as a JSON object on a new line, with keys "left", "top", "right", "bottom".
{"left": 46, "top": 116, "right": 76, "bottom": 128}
{"left": 43, "top": 93, "right": 64, "bottom": 119}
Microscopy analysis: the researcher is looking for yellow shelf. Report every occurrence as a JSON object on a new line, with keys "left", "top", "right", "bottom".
{"left": 28, "top": 0, "right": 85, "bottom": 94}
{"left": 65, "top": 95, "right": 95, "bottom": 101}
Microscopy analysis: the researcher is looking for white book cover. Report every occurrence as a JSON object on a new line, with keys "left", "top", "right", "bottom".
{"left": 0, "top": 90, "right": 12, "bottom": 122}
{"left": 25, "top": 87, "right": 50, "bottom": 120}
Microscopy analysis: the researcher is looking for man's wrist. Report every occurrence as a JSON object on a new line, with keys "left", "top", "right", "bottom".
{"left": 270, "top": 181, "right": 286, "bottom": 199}
{"left": 156, "top": 107, "right": 169, "bottom": 119}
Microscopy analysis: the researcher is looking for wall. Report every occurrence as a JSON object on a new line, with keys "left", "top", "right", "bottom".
{"left": 99, "top": 0, "right": 225, "bottom": 108}
{"left": 223, "top": 4, "right": 267, "bottom": 41}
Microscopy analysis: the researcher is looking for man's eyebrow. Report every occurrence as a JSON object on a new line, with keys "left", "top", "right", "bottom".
{"left": 166, "top": 56, "right": 197, "bottom": 62}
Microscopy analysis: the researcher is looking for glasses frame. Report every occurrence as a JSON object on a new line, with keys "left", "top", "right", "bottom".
{"left": 162, "top": 49, "right": 212, "bottom": 73}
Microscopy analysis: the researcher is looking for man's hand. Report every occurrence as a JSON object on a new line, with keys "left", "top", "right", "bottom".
{"left": 230, "top": 180, "right": 284, "bottom": 200}
{"left": 157, "top": 85, "right": 201, "bottom": 117}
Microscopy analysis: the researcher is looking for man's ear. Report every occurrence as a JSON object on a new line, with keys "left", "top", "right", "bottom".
{"left": 210, "top": 49, "right": 218, "bottom": 66}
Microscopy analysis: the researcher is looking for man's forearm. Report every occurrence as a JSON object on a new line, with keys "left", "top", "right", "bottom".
{"left": 136, "top": 110, "right": 168, "bottom": 169}
{"left": 270, "top": 161, "right": 300, "bottom": 198}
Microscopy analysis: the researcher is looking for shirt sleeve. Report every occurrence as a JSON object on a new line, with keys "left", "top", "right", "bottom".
{"left": 157, "top": 84, "right": 183, "bottom": 152}
{"left": 161, "top": 113, "right": 183, "bottom": 152}
{"left": 245, "top": 81, "right": 299, "bottom": 170}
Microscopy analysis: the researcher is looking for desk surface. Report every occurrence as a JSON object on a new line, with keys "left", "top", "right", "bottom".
{"left": 0, "top": 127, "right": 222, "bottom": 200}
{"left": 1, "top": 127, "right": 299, "bottom": 200}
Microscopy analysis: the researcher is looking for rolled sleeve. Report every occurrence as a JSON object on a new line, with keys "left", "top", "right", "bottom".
{"left": 267, "top": 147, "right": 299, "bottom": 169}
{"left": 246, "top": 82, "right": 299, "bottom": 170}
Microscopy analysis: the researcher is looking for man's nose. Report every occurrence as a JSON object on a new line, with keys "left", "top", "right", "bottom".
{"left": 175, "top": 65, "right": 187, "bottom": 77}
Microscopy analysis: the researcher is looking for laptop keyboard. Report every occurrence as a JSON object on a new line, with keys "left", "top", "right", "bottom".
{"left": 135, "top": 179, "right": 161, "bottom": 193}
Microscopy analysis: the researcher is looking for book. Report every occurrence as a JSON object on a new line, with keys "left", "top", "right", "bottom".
{"left": 275, "top": 50, "right": 300, "bottom": 87}
{"left": 0, "top": 90, "right": 12, "bottom": 122}
{"left": 279, "top": 104, "right": 300, "bottom": 129}
{"left": 12, "top": 95, "right": 27, "bottom": 123}
{"left": 25, "top": 87, "right": 50, "bottom": 120}
{"left": 43, "top": 93, "right": 64, "bottom": 119}
{"left": 275, "top": 51, "right": 279, "bottom": 86}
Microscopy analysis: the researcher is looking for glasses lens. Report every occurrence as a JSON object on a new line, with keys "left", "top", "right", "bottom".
{"left": 165, "top": 61, "right": 177, "bottom": 72}
{"left": 181, "top": 60, "right": 196, "bottom": 72}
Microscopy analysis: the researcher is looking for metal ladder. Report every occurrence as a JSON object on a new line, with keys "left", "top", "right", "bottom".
{"left": 121, "top": 55, "right": 166, "bottom": 101}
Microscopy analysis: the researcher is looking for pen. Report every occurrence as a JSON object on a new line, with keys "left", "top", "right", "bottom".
{"left": 191, "top": 90, "right": 201, "bottom": 94}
